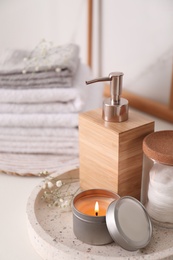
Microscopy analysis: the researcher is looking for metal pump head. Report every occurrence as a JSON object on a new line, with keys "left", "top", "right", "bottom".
{"left": 86, "top": 72, "right": 128, "bottom": 122}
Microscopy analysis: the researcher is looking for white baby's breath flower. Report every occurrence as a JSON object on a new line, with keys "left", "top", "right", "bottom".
{"left": 41, "top": 175, "right": 79, "bottom": 209}
{"left": 47, "top": 181, "right": 54, "bottom": 189}
{"left": 61, "top": 200, "right": 70, "bottom": 208}
{"left": 56, "top": 180, "right": 62, "bottom": 188}
{"left": 42, "top": 183, "right": 47, "bottom": 189}
{"left": 55, "top": 67, "right": 61, "bottom": 72}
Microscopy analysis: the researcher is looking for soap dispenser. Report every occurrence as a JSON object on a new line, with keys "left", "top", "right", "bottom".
{"left": 79, "top": 72, "right": 154, "bottom": 200}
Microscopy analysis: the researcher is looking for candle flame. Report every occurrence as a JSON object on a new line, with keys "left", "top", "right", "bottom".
{"left": 95, "top": 201, "right": 99, "bottom": 216}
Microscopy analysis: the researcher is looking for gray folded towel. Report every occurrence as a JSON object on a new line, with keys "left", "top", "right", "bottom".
{"left": 0, "top": 74, "right": 72, "bottom": 88}
{"left": 0, "top": 41, "right": 80, "bottom": 75}
{"left": 0, "top": 65, "right": 87, "bottom": 113}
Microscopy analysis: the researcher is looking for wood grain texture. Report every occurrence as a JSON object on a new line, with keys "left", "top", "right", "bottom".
{"left": 79, "top": 108, "right": 154, "bottom": 200}
{"left": 169, "top": 65, "right": 173, "bottom": 109}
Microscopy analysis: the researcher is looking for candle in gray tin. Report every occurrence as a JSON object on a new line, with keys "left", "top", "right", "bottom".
{"left": 72, "top": 189, "right": 119, "bottom": 245}
{"left": 72, "top": 190, "right": 152, "bottom": 250}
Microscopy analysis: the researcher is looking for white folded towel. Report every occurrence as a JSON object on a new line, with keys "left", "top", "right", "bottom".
{"left": 0, "top": 88, "right": 78, "bottom": 103}
{"left": 0, "top": 126, "right": 79, "bottom": 154}
{"left": 0, "top": 113, "right": 78, "bottom": 127}
{"left": 0, "top": 127, "right": 78, "bottom": 137}
{"left": 0, "top": 135, "right": 78, "bottom": 142}
{"left": 0, "top": 41, "right": 79, "bottom": 75}
{"left": 0, "top": 141, "right": 78, "bottom": 155}
{"left": 0, "top": 99, "right": 83, "bottom": 113}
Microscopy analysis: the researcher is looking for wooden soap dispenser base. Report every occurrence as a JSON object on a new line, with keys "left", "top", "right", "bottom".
{"left": 79, "top": 72, "right": 154, "bottom": 200}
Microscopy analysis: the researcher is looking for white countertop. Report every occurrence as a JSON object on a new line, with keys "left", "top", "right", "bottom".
{"left": 0, "top": 112, "right": 172, "bottom": 260}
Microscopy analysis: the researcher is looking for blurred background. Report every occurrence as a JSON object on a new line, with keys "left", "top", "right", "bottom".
{"left": 0, "top": 0, "right": 172, "bottom": 105}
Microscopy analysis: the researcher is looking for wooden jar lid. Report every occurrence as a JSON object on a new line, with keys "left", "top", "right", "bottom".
{"left": 143, "top": 131, "right": 173, "bottom": 165}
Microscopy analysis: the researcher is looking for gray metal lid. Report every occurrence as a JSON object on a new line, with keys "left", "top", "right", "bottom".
{"left": 106, "top": 196, "right": 152, "bottom": 251}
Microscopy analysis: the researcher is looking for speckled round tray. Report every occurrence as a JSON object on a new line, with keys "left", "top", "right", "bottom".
{"left": 26, "top": 165, "right": 173, "bottom": 260}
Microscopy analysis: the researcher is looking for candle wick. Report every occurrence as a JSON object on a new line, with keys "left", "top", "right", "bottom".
{"left": 95, "top": 212, "right": 98, "bottom": 216}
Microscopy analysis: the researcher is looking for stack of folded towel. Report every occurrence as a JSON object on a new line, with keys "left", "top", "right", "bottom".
{"left": 0, "top": 40, "right": 91, "bottom": 160}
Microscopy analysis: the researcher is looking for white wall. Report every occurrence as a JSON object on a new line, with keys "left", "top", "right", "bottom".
{"left": 0, "top": 0, "right": 87, "bottom": 64}
{"left": 0, "top": 0, "right": 172, "bottom": 104}
{"left": 100, "top": 0, "right": 173, "bottom": 104}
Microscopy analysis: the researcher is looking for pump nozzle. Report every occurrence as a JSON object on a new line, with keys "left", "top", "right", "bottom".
{"left": 86, "top": 72, "right": 128, "bottom": 122}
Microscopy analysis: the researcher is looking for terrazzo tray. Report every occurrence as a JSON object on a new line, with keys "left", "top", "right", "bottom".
{"left": 26, "top": 165, "right": 173, "bottom": 260}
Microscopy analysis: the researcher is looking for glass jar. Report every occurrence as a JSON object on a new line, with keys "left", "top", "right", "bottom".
{"left": 141, "top": 130, "right": 173, "bottom": 228}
